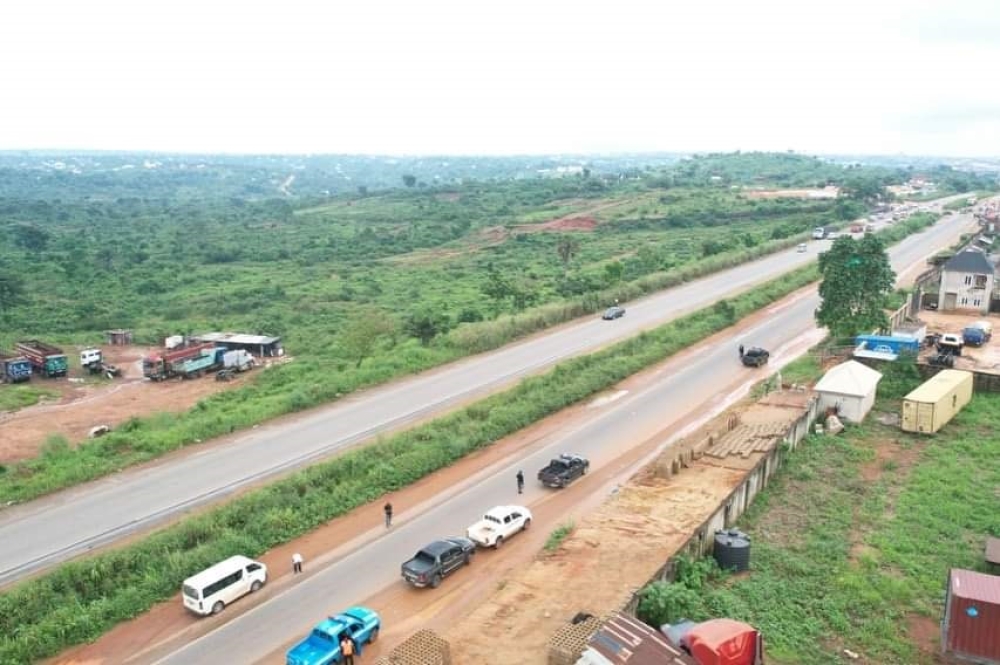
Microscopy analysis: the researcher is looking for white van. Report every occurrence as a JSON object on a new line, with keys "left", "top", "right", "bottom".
{"left": 182, "top": 555, "right": 267, "bottom": 616}
{"left": 812, "top": 227, "right": 826, "bottom": 239}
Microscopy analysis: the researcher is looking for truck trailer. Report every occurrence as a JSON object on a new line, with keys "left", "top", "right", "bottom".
{"left": 0, "top": 351, "right": 32, "bottom": 383}
{"left": 15, "top": 340, "right": 68, "bottom": 378}
{"left": 143, "top": 342, "right": 216, "bottom": 381}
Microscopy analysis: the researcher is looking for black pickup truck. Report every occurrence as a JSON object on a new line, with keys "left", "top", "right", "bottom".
{"left": 401, "top": 537, "right": 475, "bottom": 588}
{"left": 537, "top": 454, "right": 590, "bottom": 488}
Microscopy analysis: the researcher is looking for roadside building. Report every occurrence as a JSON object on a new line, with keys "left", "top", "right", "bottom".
{"left": 938, "top": 250, "right": 995, "bottom": 314}
{"left": 189, "top": 332, "right": 283, "bottom": 358}
{"left": 812, "top": 360, "right": 882, "bottom": 423}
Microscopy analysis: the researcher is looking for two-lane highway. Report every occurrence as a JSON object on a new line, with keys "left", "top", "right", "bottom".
{"left": 0, "top": 199, "right": 975, "bottom": 587}
{"left": 145, "top": 206, "right": 978, "bottom": 665}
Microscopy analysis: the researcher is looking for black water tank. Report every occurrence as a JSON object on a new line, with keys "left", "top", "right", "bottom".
{"left": 713, "top": 528, "right": 751, "bottom": 572}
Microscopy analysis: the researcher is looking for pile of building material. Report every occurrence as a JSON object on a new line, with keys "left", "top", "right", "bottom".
{"left": 373, "top": 629, "right": 452, "bottom": 665}
{"left": 700, "top": 421, "right": 792, "bottom": 459}
{"left": 548, "top": 614, "right": 605, "bottom": 665}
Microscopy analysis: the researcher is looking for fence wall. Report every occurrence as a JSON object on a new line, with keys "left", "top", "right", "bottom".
{"left": 916, "top": 363, "right": 1000, "bottom": 393}
{"left": 621, "top": 395, "right": 820, "bottom": 616}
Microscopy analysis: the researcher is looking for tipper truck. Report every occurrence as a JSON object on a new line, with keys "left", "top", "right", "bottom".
{"left": 142, "top": 342, "right": 216, "bottom": 381}
{"left": 173, "top": 347, "right": 226, "bottom": 379}
{"left": 15, "top": 340, "right": 68, "bottom": 378}
{"left": 0, "top": 350, "right": 32, "bottom": 383}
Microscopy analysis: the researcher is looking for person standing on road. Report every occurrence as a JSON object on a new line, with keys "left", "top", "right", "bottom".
{"left": 340, "top": 634, "right": 356, "bottom": 665}
{"left": 516, "top": 470, "right": 525, "bottom": 494}
{"left": 292, "top": 552, "right": 303, "bottom": 574}
{"left": 738, "top": 344, "right": 745, "bottom": 358}
{"left": 384, "top": 501, "right": 393, "bottom": 528}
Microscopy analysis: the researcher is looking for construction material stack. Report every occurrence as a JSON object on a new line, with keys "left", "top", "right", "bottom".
{"left": 15, "top": 340, "right": 68, "bottom": 378}
{"left": 0, "top": 350, "right": 32, "bottom": 383}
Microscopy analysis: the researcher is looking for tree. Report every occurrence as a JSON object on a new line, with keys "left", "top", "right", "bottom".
{"left": 340, "top": 307, "right": 398, "bottom": 366}
{"left": 402, "top": 174, "right": 417, "bottom": 188}
{"left": 815, "top": 234, "right": 896, "bottom": 339}
{"left": 839, "top": 176, "right": 888, "bottom": 204}
{"left": 556, "top": 237, "right": 579, "bottom": 270}
{"left": 482, "top": 263, "right": 514, "bottom": 311}
{"left": 13, "top": 224, "right": 50, "bottom": 252}
{"left": 404, "top": 308, "right": 450, "bottom": 346}
{"left": 604, "top": 260, "right": 624, "bottom": 285}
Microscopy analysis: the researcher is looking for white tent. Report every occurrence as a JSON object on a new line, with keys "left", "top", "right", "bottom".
{"left": 813, "top": 360, "right": 883, "bottom": 423}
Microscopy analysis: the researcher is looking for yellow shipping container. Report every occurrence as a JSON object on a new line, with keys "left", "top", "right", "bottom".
{"left": 901, "top": 369, "right": 974, "bottom": 434}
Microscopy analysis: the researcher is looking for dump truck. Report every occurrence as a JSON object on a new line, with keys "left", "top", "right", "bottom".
{"left": 143, "top": 342, "right": 216, "bottom": 381}
{"left": 174, "top": 347, "right": 226, "bottom": 379}
{"left": 0, "top": 350, "right": 32, "bottom": 383}
{"left": 15, "top": 340, "right": 68, "bottom": 378}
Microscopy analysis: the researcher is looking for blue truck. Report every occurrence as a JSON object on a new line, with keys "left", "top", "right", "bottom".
{"left": 0, "top": 350, "right": 32, "bottom": 383}
{"left": 286, "top": 606, "right": 381, "bottom": 665}
{"left": 962, "top": 321, "right": 993, "bottom": 347}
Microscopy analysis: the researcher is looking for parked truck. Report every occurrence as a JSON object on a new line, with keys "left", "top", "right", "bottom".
{"left": 173, "top": 347, "right": 227, "bottom": 380}
{"left": 15, "top": 340, "right": 68, "bottom": 378}
{"left": 962, "top": 320, "right": 993, "bottom": 347}
{"left": 142, "top": 342, "right": 216, "bottom": 381}
{"left": 0, "top": 351, "right": 32, "bottom": 383}
{"left": 286, "top": 607, "right": 381, "bottom": 665}
{"left": 80, "top": 348, "right": 122, "bottom": 379}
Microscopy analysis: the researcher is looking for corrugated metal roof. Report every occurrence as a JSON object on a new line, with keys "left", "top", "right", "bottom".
{"left": 951, "top": 569, "right": 1000, "bottom": 605}
{"left": 904, "top": 369, "right": 973, "bottom": 404}
{"left": 583, "top": 613, "right": 696, "bottom": 665}
{"left": 943, "top": 250, "right": 994, "bottom": 274}
{"left": 813, "top": 360, "right": 883, "bottom": 397}
{"left": 192, "top": 332, "right": 280, "bottom": 345}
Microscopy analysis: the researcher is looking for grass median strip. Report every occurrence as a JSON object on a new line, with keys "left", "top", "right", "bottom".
{"left": 0, "top": 263, "right": 820, "bottom": 664}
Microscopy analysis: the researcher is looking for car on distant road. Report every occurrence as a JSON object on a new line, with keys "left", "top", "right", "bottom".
{"left": 466, "top": 505, "right": 532, "bottom": 548}
{"left": 602, "top": 306, "right": 626, "bottom": 320}
{"left": 796, "top": 243, "right": 807, "bottom": 253}
{"left": 538, "top": 453, "right": 590, "bottom": 488}
{"left": 286, "top": 606, "right": 380, "bottom": 665}
{"left": 401, "top": 537, "right": 475, "bottom": 588}
{"left": 741, "top": 347, "right": 770, "bottom": 367}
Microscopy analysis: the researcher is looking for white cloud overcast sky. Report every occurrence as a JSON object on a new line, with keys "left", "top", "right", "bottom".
{"left": 3, "top": 0, "right": 999, "bottom": 156}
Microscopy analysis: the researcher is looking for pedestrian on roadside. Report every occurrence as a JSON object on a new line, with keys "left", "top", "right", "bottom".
{"left": 292, "top": 552, "right": 303, "bottom": 574}
{"left": 340, "top": 634, "right": 356, "bottom": 665}
{"left": 516, "top": 470, "right": 525, "bottom": 494}
{"left": 384, "top": 501, "right": 393, "bottom": 529}
{"left": 738, "top": 344, "right": 745, "bottom": 358}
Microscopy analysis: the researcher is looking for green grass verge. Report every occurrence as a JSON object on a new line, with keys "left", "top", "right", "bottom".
{"left": 0, "top": 263, "right": 819, "bottom": 664}
{"left": 636, "top": 388, "right": 1000, "bottom": 665}
{"left": 544, "top": 521, "right": 575, "bottom": 552}
{"left": 0, "top": 384, "right": 57, "bottom": 413}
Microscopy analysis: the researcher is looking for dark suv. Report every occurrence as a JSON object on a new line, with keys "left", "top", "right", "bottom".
{"left": 741, "top": 347, "right": 769, "bottom": 367}
{"left": 602, "top": 306, "right": 625, "bottom": 320}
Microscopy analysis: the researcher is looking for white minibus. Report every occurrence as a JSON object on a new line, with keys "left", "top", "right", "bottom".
{"left": 181, "top": 555, "right": 267, "bottom": 616}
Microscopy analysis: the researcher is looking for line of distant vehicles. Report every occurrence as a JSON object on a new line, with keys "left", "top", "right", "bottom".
{"left": 0, "top": 341, "right": 120, "bottom": 383}
{"left": 173, "top": 454, "right": 591, "bottom": 665}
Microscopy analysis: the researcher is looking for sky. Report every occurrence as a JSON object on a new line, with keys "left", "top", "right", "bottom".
{"left": 3, "top": 0, "right": 1000, "bottom": 157}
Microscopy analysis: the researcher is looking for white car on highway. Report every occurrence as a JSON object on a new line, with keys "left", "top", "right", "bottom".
{"left": 466, "top": 505, "right": 532, "bottom": 548}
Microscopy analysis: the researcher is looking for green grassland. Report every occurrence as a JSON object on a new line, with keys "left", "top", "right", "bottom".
{"left": 638, "top": 364, "right": 1000, "bottom": 664}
